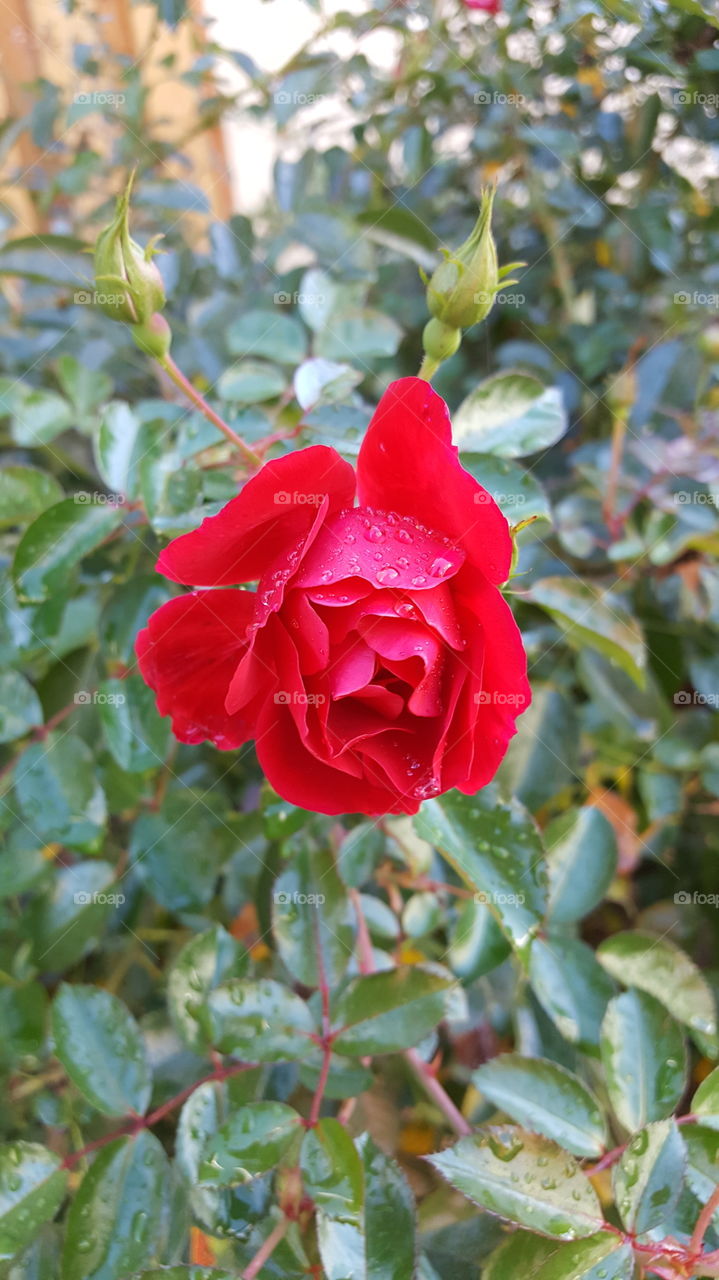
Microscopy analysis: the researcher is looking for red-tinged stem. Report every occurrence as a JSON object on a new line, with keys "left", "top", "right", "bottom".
{"left": 0, "top": 700, "right": 78, "bottom": 782}
{"left": 242, "top": 1216, "right": 289, "bottom": 1280}
{"left": 349, "top": 888, "right": 472, "bottom": 1139}
{"left": 308, "top": 1046, "right": 332, "bottom": 1128}
{"left": 404, "top": 1047, "right": 473, "bottom": 1137}
{"left": 307, "top": 905, "right": 333, "bottom": 1128}
{"left": 159, "top": 354, "right": 262, "bottom": 466}
{"left": 61, "top": 1060, "right": 253, "bottom": 1169}
{"left": 689, "top": 1180, "right": 719, "bottom": 1259}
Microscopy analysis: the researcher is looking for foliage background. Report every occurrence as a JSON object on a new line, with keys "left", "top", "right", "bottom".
{"left": 1, "top": 0, "right": 719, "bottom": 1277}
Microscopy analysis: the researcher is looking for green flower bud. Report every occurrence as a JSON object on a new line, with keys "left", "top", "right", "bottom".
{"left": 422, "top": 318, "right": 461, "bottom": 364}
{"left": 94, "top": 175, "right": 165, "bottom": 325}
{"left": 426, "top": 187, "right": 521, "bottom": 333}
{"left": 131, "top": 313, "right": 172, "bottom": 359}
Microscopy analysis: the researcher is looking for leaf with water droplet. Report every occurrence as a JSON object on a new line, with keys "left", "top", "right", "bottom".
{"left": 427, "top": 1126, "right": 603, "bottom": 1240}
{"left": 0, "top": 1143, "right": 67, "bottom": 1262}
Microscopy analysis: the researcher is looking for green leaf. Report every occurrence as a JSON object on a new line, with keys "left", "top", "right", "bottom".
{"left": 330, "top": 966, "right": 454, "bottom": 1056}
{"left": 462, "top": 453, "right": 551, "bottom": 523}
{"left": 0, "top": 234, "right": 90, "bottom": 285}
{"left": 24, "top": 861, "right": 117, "bottom": 972}
{"left": 337, "top": 822, "right": 385, "bottom": 889}
{"left": 362, "top": 1136, "right": 415, "bottom": 1280}
{"left": 524, "top": 578, "right": 646, "bottom": 687}
{"left": 529, "top": 936, "right": 615, "bottom": 1053}
{"left": 414, "top": 790, "right": 547, "bottom": 949}
{"left": 499, "top": 685, "right": 578, "bottom": 814}
{"left": 56, "top": 356, "right": 112, "bottom": 422}
{"left": 204, "top": 978, "right": 316, "bottom": 1061}
{"left": 453, "top": 372, "right": 568, "bottom": 458}
{"left": 61, "top": 1132, "right": 169, "bottom": 1280}
{"left": 683, "top": 1124, "right": 719, "bottom": 1225}
{"left": 427, "top": 1127, "right": 603, "bottom": 1240}
{"left": 0, "top": 1143, "right": 67, "bottom": 1261}
{"left": 217, "top": 361, "right": 286, "bottom": 403}
{"left": 472, "top": 1054, "right": 607, "bottom": 1158}
{"left": 130, "top": 1271, "right": 237, "bottom": 1279}
{"left": 10, "top": 389, "right": 73, "bottom": 447}
{"left": 483, "top": 1231, "right": 634, "bottom": 1280}
{"left": 52, "top": 984, "right": 152, "bottom": 1117}
{"left": 0, "top": 672, "right": 43, "bottom": 744}
{"left": 98, "top": 676, "right": 170, "bottom": 773}
{"left": 0, "top": 467, "right": 63, "bottom": 528}
{"left": 0, "top": 985, "right": 48, "bottom": 1069}
{"left": 613, "top": 1120, "right": 686, "bottom": 1234}
{"left": 692, "top": 1065, "right": 719, "bottom": 1129}
{"left": 129, "top": 793, "right": 234, "bottom": 911}
{"left": 545, "top": 807, "right": 618, "bottom": 925}
{"left": 597, "top": 931, "right": 718, "bottom": 1055}
{"left": 14, "top": 733, "right": 107, "bottom": 852}
{"left": 226, "top": 310, "right": 307, "bottom": 365}
{"left": 272, "top": 844, "right": 354, "bottom": 987}
{"left": 315, "top": 309, "right": 402, "bottom": 361}
{"left": 199, "top": 1103, "right": 302, "bottom": 1185}
{"left": 167, "top": 925, "right": 249, "bottom": 1053}
{"left": 95, "top": 402, "right": 159, "bottom": 500}
{"left": 447, "top": 897, "right": 511, "bottom": 982}
{"left": 600, "top": 991, "right": 687, "bottom": 1132}
{"left": 13, "top": 499, "right": 124, "bottom": 603}
{"left": 301, "top": 1119, "right": 363, "bottom": 1221}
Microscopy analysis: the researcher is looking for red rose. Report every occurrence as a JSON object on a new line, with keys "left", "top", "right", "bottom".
{"left": 463, "top": 0, "right": 501, "bottom": 11}
{"left": 136, "top": 377, "right": 529, "bottom": 816}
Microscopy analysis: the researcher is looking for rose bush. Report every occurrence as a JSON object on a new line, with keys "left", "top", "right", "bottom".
{"left": 137, "top": 376, "right": 529, "bottom": 814}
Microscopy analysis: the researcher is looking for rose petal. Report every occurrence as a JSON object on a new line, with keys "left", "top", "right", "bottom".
{"left": 294, "top": 506, "right": 465, "bottom": 593}
{"left": 157, "top": 445, "right": 356, "bottom": 587}
{"left": 357, "top": 377, "right": 512, "bottom": 584}
{"left": 136, "top": 589, "right": 255, "bottom": 749}
{"left": 254, "top": 700, "right": 404, "bottom": 815}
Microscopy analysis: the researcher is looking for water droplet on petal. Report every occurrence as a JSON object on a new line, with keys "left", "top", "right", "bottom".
{"left": 377, "top": 567, "right": 399, "bottom": 585}
{"left": 411, "top": 575, "right": 426, "bottom": 586}
{"left": 398, "top": 528, "right": 413, "bottom": 543}
{"left": 366, "top": 525, "right": 384, "bottom": 542}
{"left": 429, "top": 556, "right": 453, "bottom": 578}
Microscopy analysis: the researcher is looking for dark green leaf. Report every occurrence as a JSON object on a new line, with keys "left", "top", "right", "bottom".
{"left": 272, "top": 844, "right": 354, "bottom": 987}
{"left": 205, "top": 979, "right": 316, "bottom": 1061}
{"left": 529, "top": 936, "right": 615, "bottom": 1053}
{"left": 331, "top": 967, "right": 453, "bottom": 1056}
{"left": 52, "top": 984, "right": 152, "bottom": 1117}
{"left": 200, "top": 1103, "right": 302, "bottom": 1185}
{"left": 597, "top": 931, "right": 718, "bottom": 1055}
{"left": 427, "top": 1127, "right": 603, "bottom": 1240}
{"left": 600, "top": 990, "right": 687, "bottom": 1132}
{"left": 167, "top": 925, "right": 249, "bottom": 1053}
{"left": 472, "top": 1054, "right": 607, "bottom": 1158}
{"left": 545, "top": 807, "right": 617, "bottom": 925}
{"left": 0, "top": 672, "right": 43, "bottom": 744}
{"left": 14, "top": 733, "right": 107, "bottom": 853}
{"left": 24, "top": 861, "right": 117, "bottom": 971}
{"left": 0, "top": 1143, "right": 67, "bottom": 1261}
{"left": 414, "top": 790, "right": 547, "bottom": 949}
{"left": 524, "top": 578, "right": 646, "bottom": 687}
{"left": 61, "top": 1132, "right": 169, "bottom": 1280}
{"left": 613, "top": 1120, "right": 685, "bottom": 1234}
{"left": 483, "top": 1231, "right": 634, "bottom": 1280}
{"left": 13, "top": 500, "right": 124, "bottom": 603}
{"left": 98, "top": 676, "right": 170, "bottom": 773}
{"left": 301, "top": 1119, "right": 363, "bottom": 1221}
{"left": 0, "top": 467, "right": 63, "bottom": 528}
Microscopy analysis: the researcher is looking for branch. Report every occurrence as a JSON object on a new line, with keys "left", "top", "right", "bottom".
{"left": 349, "top": 888, "right": 472, "bottom": 1139}
{"left": 242, "top": 1215, "right": 289, "bottom": 1280}
{"left": 61, "top": 1060, "right": 254, "bottom": 1170}
{"left": 159, "top": 353, "right": 262, "bottom": 466}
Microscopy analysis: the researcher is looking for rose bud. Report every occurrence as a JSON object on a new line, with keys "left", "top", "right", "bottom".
{"left": 137, "top": 377, "right": 530, "bottom": 817}
{"left": 426, "top": 188, "right": 500, "bottom": 332}
{"left": 94, "top": 176, "right": 165, "bottom": 325}
{"left": 132, "top": 313, "right": 172, "bottom": 359}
